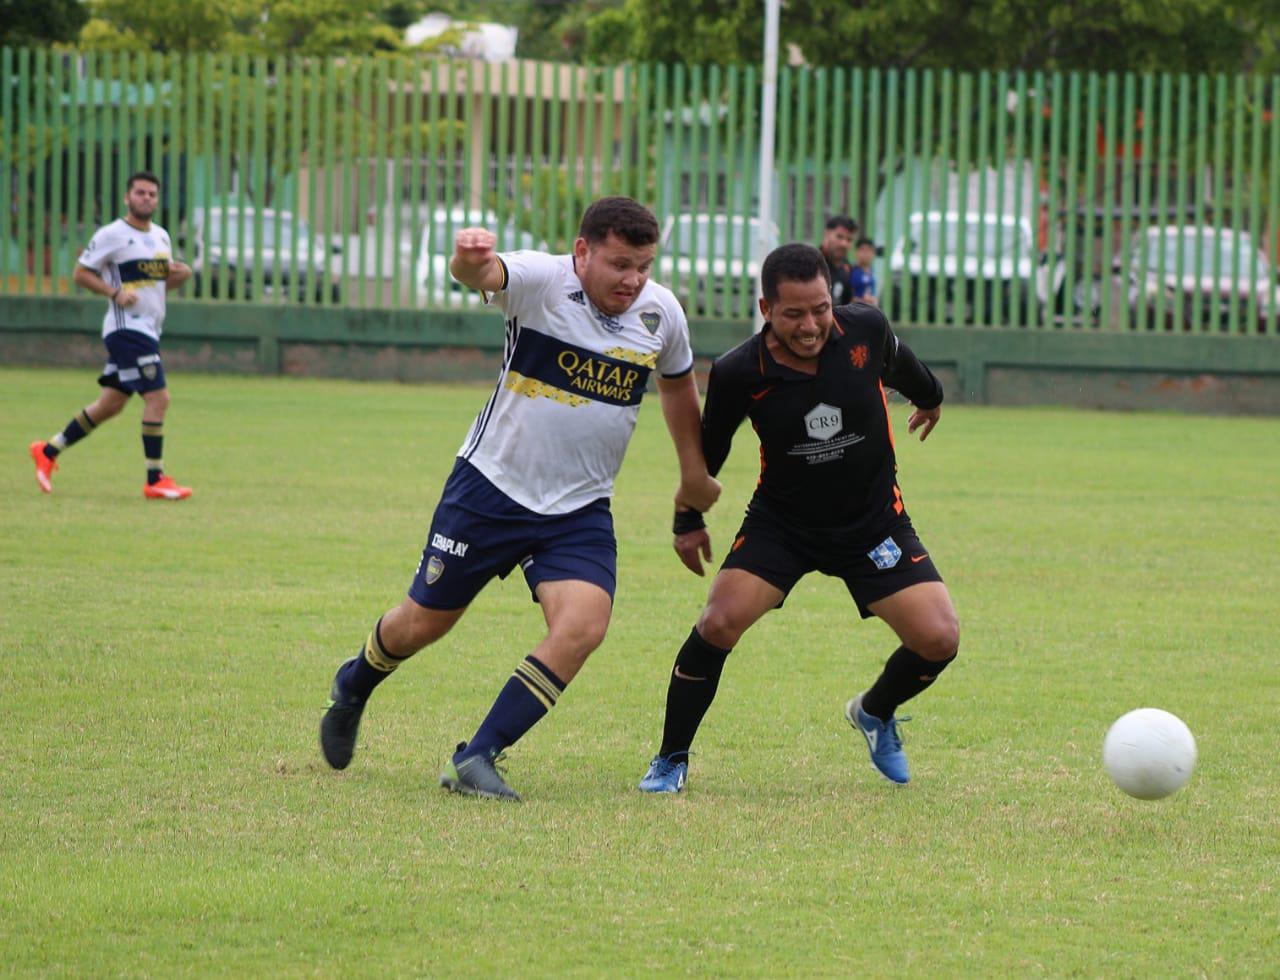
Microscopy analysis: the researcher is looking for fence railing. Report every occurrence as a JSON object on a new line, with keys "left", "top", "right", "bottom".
{"left": 4, "top": 46, "right": 1279, "bottom": 334}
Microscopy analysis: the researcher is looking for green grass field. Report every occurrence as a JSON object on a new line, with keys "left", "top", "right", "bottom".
{"left": 2, "top": 366, "right": 1278, "bottom": 976}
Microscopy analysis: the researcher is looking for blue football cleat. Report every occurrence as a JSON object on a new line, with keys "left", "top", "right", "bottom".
{"left": 845, "top": 693, "right": 910, "bottom": 784}
{"left": 638, "top": 754, "right": 688, "bottom": 793}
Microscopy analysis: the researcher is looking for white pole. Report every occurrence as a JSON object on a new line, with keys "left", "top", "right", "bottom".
{"left": 755, "top": 0, "right": 780, "bottom": 331}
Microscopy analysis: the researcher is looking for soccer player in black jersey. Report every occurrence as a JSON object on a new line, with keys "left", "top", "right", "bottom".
{"left": 639, "top": 243, "right": 959, "bottom": 792}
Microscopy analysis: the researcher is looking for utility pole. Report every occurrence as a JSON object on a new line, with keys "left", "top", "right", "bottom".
{"left": 755, "top": 0, "right": 780, "bottom": 331}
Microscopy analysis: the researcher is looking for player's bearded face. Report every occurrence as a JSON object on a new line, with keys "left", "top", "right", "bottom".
{"left": 124, "top": 182, "right": 159, "bottom": 222}
{"left": 574, "top": 232, "right": 656, "bottom": 315}
{"left": 760, "top": 276, "right": 835, "bottom": 359}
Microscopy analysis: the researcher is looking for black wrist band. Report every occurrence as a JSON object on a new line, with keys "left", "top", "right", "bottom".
{"left": 673, "top": 509, "right": 706, "bottom": 535}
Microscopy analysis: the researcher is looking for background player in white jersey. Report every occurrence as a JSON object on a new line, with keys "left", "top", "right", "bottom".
{"left": 29, "top": 170, "right": 193, "bottom": 499}
{"left": 319, "top": 196, "right": 721, "bottom": 800}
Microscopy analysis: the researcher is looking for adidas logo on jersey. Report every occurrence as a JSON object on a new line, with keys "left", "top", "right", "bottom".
{"left": 567, "top": 290, "right": 585, "bottom": 305}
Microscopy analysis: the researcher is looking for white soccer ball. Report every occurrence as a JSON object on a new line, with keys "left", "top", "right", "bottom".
{"left": 1102, "top": 708, "right": 1197, "bottom": 800}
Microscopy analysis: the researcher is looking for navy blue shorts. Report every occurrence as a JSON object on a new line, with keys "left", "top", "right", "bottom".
{"left": 407, "top": 458, "right": 617, "bottom": 610}
{"left": 98, "top": 329, "right": 166, "bottom": 394}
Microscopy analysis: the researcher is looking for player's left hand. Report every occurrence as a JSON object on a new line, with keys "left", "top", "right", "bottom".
{"left": 673, "top": 528, "right": 713, "bottom": 576}
{"left": 907, "top": 405, "right": 940, "bottom": 441}
{"left": 168, "top": 261, "right": 192, "bottom": 285}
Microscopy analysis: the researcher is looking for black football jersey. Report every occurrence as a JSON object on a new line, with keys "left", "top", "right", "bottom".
{"left": 701, "top": 303, "right": 943, "bottom": 545}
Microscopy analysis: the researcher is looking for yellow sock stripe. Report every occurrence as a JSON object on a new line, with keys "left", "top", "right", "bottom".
{"left": 515, "top": 672, "right": 555, "bottom": 710}
{"left": 514, "top": 661, "right": 560, "bottom": 706}
{"left": 76, "top": 410, "right": 97, "bottom": 431}
{"left": 362, "top": 629, "right": 400, "bottom": 673}
{"left": 141, "top": 422, "right": 164, "bottom": 435}
{"left": 515, "top": 660, "right": 561, "bottom": 702}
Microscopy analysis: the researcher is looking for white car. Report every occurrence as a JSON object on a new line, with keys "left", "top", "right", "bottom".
{"left": 887, "top": 210, "right": 1064, "bottom": 325}
{"left": 656, "top": 213, "right": 779, "bottom": 318}
{"left": 1125, "top": 225, "right": 1279, "bottom": 331}
{"left": 184, "top": 206, "right": 341, "bottom": 303}
{"left": 414, "top": 206, "right": 543, "bottom": 308}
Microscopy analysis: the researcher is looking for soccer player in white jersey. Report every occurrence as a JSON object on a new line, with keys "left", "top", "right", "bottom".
{"left": 320, "top": 196, "right": 721, "bottom": 800}
{"left": 29, "top": 170, "right": 193, "bottom": 499}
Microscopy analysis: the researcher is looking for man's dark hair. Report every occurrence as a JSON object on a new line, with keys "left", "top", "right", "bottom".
{"left": 825, "top": 215, "right": 857, "bottom": 233}
{"left": 126, "top": 170, "right": 160, "bottom": 191}
{"left": 856, "top": 236, "right": 875, "bottom": 248}
{"left": 579, "top": 196, "right": 659, "bottom": 246}
{"left": 761, "top": 243, "right": 831, "bottom": 303}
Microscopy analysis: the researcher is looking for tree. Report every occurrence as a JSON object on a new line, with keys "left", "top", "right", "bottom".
{"left": 77, "top": 0, "right": 433, "bottom": 55}
{"left": 0, "top": 0, "right": 89, "bottom": 47}
{"left": 573, "top": 0, "right": 1280, "bottom": 75}
{"left": 78, "top": 1, "right": 249, "bottom": 54}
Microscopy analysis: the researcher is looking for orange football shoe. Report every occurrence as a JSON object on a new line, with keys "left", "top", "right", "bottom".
{"left": 29, "top": 441, "right": 57, "bottom": 493}
{"left": 144, "top": 475, "right": 193, "bottom": 500}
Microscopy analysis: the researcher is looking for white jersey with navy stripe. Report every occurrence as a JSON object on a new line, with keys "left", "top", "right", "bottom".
{"left": 458, "top": 250, "right": 694, "bottom": 515}
{"left": 78, "top": 218, "right": 172, "bottom": 341}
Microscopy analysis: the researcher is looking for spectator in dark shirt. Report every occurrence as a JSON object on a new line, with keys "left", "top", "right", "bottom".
{"left": 819, "top": 215, "right": 858, "bottom": 305}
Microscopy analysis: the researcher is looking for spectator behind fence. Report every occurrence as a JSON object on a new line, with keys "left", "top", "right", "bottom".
{"left": 819, "top": 215, "right": 858, "bottom": 306}
{"left": 851, "top": 237, "right": 879, "bottom": 306}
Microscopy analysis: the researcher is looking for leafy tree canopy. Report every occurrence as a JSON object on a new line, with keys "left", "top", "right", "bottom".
{"left": 1, "top": 0, "right": 89, "bottom": 47}
{"left": 77, "top": 0, "right": 439, "bottom": 54}
{"left": 450, "top": 0, "right": 1280, "bottom": 75}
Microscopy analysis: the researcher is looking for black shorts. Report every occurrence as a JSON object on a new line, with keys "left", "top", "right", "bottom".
{"left": 719, "top": 512, "right": 943, "bottom": 618}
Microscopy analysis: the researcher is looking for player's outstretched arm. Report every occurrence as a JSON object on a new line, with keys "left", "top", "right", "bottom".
{"left": 657, "top": 372, "right": 721, "bottom": 514}
{"left": 449, "top": 227, "right": 506, "bottom": 294}
{"left": 879, "top": 313, "right": 943, "bottom": 442}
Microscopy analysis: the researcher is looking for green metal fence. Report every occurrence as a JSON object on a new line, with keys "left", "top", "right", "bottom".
{"left": 4, "top": 47, "right": 1279, "bottom": 334}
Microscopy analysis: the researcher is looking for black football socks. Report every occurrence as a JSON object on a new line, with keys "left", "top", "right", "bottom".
{"left": 45, "top": 408, "right": 98, "bottom": 458}
{"left": 658, "top": 627, "right": 732, "bottom": 758}
{"left": 861, "top": 644, "right": 956, "bottom": 721}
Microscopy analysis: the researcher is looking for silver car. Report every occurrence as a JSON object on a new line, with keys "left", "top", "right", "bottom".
{"left": 184, "top": 206, "right": 341, "bottom": 303}
{"left": 887, "top": 210, "right": 1065, "bottom": 325}
{"left": 1125, "top": 225, "right": 1279, "bottom": 331}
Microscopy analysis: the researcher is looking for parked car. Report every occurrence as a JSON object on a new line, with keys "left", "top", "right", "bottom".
{"left": 656, "top": 213, "right": 779, "bottom": 318}
{"left": 1123, "top": 225, "right": 1279, "bottom": 331}
{"left": 887, "top": 210, "right": 1065, "bottom": 325}
{"left": 414, "top": 206, "right": 543, "bottom": 308}
{"left": 184, "top": 207, "right": 342, "bottom": 303}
